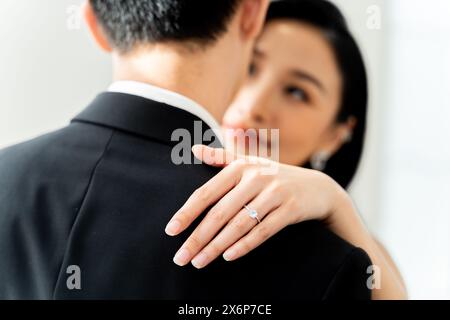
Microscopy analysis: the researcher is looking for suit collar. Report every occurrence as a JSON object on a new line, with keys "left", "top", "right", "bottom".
{"left": 71, "top": 92, "right": 223, "bottom": 148}
{"left": 108, "top": 81, "right": 223, "bottom": 143}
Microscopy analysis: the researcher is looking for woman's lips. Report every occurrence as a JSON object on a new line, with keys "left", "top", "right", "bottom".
{"left": 222, "top": 125, "right": 272, "bottom": 150}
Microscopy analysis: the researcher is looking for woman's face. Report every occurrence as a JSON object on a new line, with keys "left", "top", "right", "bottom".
{"left": 223, "top": 20, "right": 353, "bottom": 166}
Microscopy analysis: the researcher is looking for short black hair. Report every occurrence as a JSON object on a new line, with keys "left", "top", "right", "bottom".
{"left": 90, "top": 0, "right": 242, "bottom": 53}
{"left": 268, "top": 0, "right": 369, "bottom": 189}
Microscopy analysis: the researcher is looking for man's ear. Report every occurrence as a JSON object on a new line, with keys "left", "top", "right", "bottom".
{"left": 239, "top": 0, "right": 270, "bottom": 41}
{"left": 82, "top": 0, "right": 112, "bottom": 52}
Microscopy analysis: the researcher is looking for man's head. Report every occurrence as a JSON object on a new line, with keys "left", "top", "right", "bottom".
{"left": 88, "top": 0, "right": 241, "bottom": 53}
{"left": 83, "top": 0, "right": 269, "bottom": 119}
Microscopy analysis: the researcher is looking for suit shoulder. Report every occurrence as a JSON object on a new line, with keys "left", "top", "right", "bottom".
{"left": 322, "top": 247, "right": 372, "bottom": 300}
{"left": 0, "top": 122, "right": 113, "bottom": 177}
{"left": 265, "top": 221, "right": 372, "bottom": 297}
{"left": 277, "top": 220, "right": 359, "bottom": 258}
{"left": 0, "top": 122, "right": 114, "bottom": 224}
{"left": 291, "top": 222, "right": 372, "bottom": 299}
{"left": 303, "top": 221, "right": 372, "bottom": 268}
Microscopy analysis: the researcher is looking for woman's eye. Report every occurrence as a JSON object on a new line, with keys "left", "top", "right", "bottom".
{"left": 285, "top": 86, "right": 308, "bottom": 102}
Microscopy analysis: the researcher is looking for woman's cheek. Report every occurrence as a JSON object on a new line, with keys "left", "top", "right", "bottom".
{"left": 277, "top": 129, "right": 304, "bottom": 165}
{"left": 279, "top": 119, "right": 318, "bottom": 165}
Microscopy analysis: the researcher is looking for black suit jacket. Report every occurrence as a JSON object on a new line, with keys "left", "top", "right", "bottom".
{"left": 0, "top": 92, "right": 372, "bottom": 299}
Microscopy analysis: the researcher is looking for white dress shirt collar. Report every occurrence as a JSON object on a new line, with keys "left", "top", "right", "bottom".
{"left": 108, "top": 81, "right": 224, "bottom": 144}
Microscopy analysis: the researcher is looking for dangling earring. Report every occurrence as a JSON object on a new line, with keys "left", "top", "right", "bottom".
{"left": 310, "top": 151, "right": 331, "bottom": 171}
{"left": 343, "top": 131, "right": 353, "bottom": 144}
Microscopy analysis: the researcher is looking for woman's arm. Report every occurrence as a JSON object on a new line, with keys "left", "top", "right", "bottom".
{"left": 325, "top": 187, "right": 407, "bottom": 299}
{"left": 374, "top": 237, "right": 407, "bottom": 289}
{"left": 165, "top": 145, "right": 407, "bottom": 299}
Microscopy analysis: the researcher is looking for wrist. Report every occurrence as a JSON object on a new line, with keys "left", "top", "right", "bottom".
{"left": 324, "top": 177, "right": 359, "bottom": 228}
{"left": 327, "top": 180, "right": 372, "bottom": 245}
{"left": 322, "top": 175, "right": 350, "bottom": 220}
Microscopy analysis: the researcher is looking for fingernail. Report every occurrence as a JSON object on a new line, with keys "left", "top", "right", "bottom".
{"left": 165, "top": 220, "right": 181, "bottom": 235}
{"left": 223, "top": 249, "right": 237, "bottom": 261}
{"left": 173, "top": 248, "right": 191, "bottom": 266}
{"left": 191, "top": 252, "right": 209, "bottom": 269}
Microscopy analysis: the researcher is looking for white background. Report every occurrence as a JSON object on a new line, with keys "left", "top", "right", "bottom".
{"left": 0, "top": 0, "right": 449, "bottom": 299}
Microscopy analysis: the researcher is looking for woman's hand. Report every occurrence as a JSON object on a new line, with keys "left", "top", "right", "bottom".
{"left": 165, "top": 144, "right": 346, "bottom": 269}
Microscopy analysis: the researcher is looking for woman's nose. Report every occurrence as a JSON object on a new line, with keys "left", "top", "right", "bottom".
{"left": 240, "top": 88, "right": 274, "bottom": 126}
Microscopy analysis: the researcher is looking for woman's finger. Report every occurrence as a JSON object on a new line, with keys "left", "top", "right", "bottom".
{"left": 192, "top": 144, "right": 240, "bottom": 167}
{"left": 222, "top": 205, "right": 289, "bottom": 262}
{"left": 172, "top": 176, "right": 264, "bottom": 266}
{"left": 165, "top": 160, "right": 245, "bottom": 236}
{"left": 190, "top": 187, "right": 282, "bottom": 269}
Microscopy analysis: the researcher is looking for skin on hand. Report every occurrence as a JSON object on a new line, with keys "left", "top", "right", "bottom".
{"left": 165, "top": 144, "right": 342, "bottom": 269}
{"left": 164, "top": 145, "right": 408, "bottom": 300}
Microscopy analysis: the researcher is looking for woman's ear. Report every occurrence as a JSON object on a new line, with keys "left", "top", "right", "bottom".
{"left": 336, "top": 116, "right": 357, "bottom": 145}
{"left": 314, "top": 116, "right": 357, "bottom": 157}
{"left": 82, "top": 0, "right": 112, "bottom": 52}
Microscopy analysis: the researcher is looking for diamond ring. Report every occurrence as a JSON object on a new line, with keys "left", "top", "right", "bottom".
{"left": 244, "top": 205, "right": 261, "bottom": 223}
